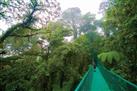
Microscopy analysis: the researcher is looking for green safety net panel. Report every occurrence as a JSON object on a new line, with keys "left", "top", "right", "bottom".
{"left": 75, "top": 57, "right": 137, "bottom": 91}
{"left": 97, "top": 58, "right": 137, "bottom": 91}
{"left": 75, "top": 65, "right": 94, "bottom": 91}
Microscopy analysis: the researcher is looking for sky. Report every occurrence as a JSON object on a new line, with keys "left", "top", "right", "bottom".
{"left": 0, "top": 0, "right": 103, "bottom": 34}
{"left": 58, "top": 0, "right": 103, "bottom": 19}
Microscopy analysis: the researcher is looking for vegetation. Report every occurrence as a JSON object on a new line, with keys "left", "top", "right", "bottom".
{"left": 98, "top": 0, "right": 137, "bottom": 84}
{"left": 0, "top": 0, "right": 137, "bottom": 91}
{"left": 0, "top": 20, "right": 97, "bottom": 90}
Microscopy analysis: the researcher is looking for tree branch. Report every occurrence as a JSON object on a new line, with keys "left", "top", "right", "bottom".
{"left": 0, "top": 1, "right": 38, "bottom": 43}
{"left": 9, "top": 32, "right": 39, "bottom": 37}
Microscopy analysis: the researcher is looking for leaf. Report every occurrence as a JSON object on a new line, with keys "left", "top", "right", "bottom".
{"left": 98, "top": 51, "right": 122, "bottom": 63}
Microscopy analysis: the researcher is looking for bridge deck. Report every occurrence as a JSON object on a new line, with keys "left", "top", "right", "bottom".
{"left": 91, "top": 67, "right": 111, "bottom": 91}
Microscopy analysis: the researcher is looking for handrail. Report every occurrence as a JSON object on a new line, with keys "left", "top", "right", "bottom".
{"left": 75, "top": 65, "right": 93, "bottom": 91}
{"left": 97, "top": 59, "right": 137, "bottom": 91}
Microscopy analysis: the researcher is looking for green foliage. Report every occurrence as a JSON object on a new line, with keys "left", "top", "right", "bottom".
{"left": 0, "top": 56, "right": 38, "bottom": 91}
{"left": 98, "top": 51, "right": 123, "bottom": 63}
{"left": 62, "top": 7, "right": 81, "bottom": 39}
{"left": 100, "top": 0, "right": 137, "bottom": 83}
{"left": 41, "top": 22, "right": 71, "bottom": 49}
{"left": 2, "top": 0, "right": 137, "bottom": 89}
{"left": 80, "top": 13, "right": 97, "bottom": 33}
{"left": 46, "top": 37, "right": 91, "bottom": 90}
{"left": 0, "top": 19, "right": 95, "bottom": 91}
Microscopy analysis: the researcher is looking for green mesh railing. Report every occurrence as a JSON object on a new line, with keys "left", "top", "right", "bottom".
{"left": 75, "top": 65, "right": 94, "bottom": 91}
{"left": 97, "top": 58, "right": 137, "bottom": 91}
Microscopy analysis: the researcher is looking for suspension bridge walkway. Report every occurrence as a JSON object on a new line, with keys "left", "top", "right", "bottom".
{"left": 75, "top": 58, "right": 137, "bottom": 91}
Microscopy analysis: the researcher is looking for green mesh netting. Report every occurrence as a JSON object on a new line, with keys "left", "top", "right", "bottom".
{"left": 75, "top": 66, "right": 94, "bottom": 91}
{"left": 97, "top": 59, "right": 137, "bottom": 91}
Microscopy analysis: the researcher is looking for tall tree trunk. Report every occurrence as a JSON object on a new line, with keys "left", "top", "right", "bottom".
{"left": 59, "top": 71, "right": 64, "bottom": 88}
{"left": 72, "top": 24, "right": 78, "bottom": 39}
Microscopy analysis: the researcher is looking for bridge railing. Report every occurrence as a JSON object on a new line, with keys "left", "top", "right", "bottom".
{"left": 97, "top": 59, "right": 137, "bottom": 91}
{"left": 75, "top": 65, "right": 93, "bottom": 91}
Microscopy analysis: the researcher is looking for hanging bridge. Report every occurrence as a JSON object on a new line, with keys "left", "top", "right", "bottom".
{"left": 75, "top": 58, "right": 137, "bottom": 91}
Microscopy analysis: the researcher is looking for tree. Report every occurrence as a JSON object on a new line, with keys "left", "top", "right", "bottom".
{"left": 0, "top": 0, "right": 61, "bottom": 43}
{"left": 62, "top": 7, "right": 81, "bottom": 39}
{"left": 0, "top": 21, "right": 76, "bottom": 91}
{"left": 80, "top": 12, "right": 97, "bottom": 34}
{"left": 101, "top": 0, "right": 137, "bottom": 83}
{"left": 0, "top": 21, "right": 95, "bottom": 91}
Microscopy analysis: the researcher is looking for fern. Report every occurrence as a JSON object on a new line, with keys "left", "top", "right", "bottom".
{"left": 98, "top": 52, "right": 108, "bottom": 62}
{"left": 98, "top": 51, "right": 123, "bottom": 63}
